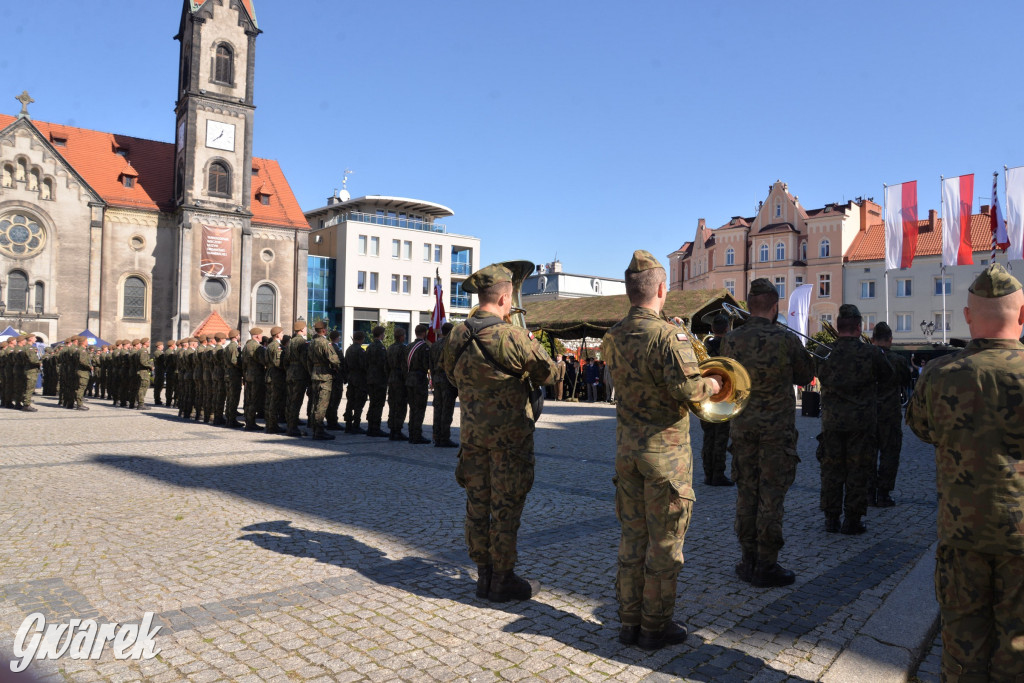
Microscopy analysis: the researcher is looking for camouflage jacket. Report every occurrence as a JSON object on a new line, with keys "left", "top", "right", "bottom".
{"left": 223, "top": 340, "right": 241, "bottom": 377}
{"left": 602, "top": 306, "right": 714, "bottom": 492}
{"left": 366, "top": 340, "right": 388, "bottom": 386}
{"left": 345, "top": 342, "right": 368, "bottom": 388}
{"left": 385, "top": 342, "right": 408, "bottom": 386}
{"left": 429, "top": 335, "right": 452, "bottom": 387}
{"left": 240, "top": 340, "right": 263, "bottom": 382}
{"left": 136, "top": 348, "right": 153, "bottom": 376}
{"left": 720, "top": 316, "right": 813, "bottom": 435}
{"left": 405, "top": 338, "right": 431, "bottom": 390}
{"left": 816, "top": 337, "right": 892, "bottom": 432}
{"left": 877, "top": 348, "right": 912, "bottom": 420}
{"left": 266, "top": 339, "right": 285, "bottom": 377}
{"left": 443, "top": 310, "right": 556, "bottom": 455}
{"left": 906, "top": 339, "right": 1024, "bottom": 555}
{"left": 307, "top": 335, "right": 340, "bottom": 381}
{"left": 286, "top": 335, "right": 310, "bottom": 383}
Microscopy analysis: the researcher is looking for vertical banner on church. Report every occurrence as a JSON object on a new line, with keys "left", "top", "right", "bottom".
{"left": 200, "top": 224, "right": 232, "bottom": 277}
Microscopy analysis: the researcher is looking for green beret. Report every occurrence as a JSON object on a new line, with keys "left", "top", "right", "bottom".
{"left": 463, "top": 263, "right": 513, "bottom": 293}
{"left": 626, "top": 250, "right": 663, "bottom": 274}
{"left": 969, "top": 263, "right": 1022, "bottom": 298}
{"left": 838, "top": 304, "right": 861, "bottom": 319}
{"left": 748, "top": 278, "right": 775, "bottom": 296}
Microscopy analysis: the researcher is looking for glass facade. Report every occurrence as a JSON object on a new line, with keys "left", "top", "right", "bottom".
{"left": 307, "top": 255, "right": 339, "bottom": 329}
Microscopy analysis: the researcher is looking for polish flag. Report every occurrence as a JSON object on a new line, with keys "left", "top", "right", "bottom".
{"left": 941, "top": 174, "right": 974, "bottom": 266}
{"left": 428, "top": 275, "right": 446, "bottom": 343}
{"left": 1005, "top": 166, "right": 1024, "bottom": 261}
{"left": 884, "top": 181, "right": 918, "bottom": 270}
{"left": 991, "top": 173, "right": 1009, "bottom": 255}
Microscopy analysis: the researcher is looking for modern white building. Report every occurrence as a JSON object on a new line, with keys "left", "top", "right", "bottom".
{"left": 306, "top": 192, "right": 481, "bottom": 342}
{"left": 521, "top": 260, "right": 626, "bottom": 301}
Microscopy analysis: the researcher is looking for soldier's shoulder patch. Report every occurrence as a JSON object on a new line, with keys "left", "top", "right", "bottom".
{"left": 528, "top": 331, "right": 534, "bottom": 340}
{"left": 676, "top": 332, "right": 688, "bottom": 342}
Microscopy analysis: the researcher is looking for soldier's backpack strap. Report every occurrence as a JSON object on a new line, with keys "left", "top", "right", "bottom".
{"left": 451, "top": 316, "right": 505, "bottom": 372}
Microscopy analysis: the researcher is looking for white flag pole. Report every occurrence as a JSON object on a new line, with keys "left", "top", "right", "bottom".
{"left": 939, "top": 176, "right": 947, "bottom": 344}
{"left": 883, "top": 183, "right": 890, "bottom": 326}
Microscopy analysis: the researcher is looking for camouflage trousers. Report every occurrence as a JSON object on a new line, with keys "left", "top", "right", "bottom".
{"left": 700, "top": 420, "right": 730, "bottom": 480}
{"left": 153, "top": 372, "right": 164, "bottom": 403}
{"left": 165, "top": 374, "right": 176, "bottom": 405}
{"left": 326, "top": 377, "right": 343, "bottom": 427}
{"left": 136, "top": 373, "right": 150, "bottom": 407}
{"left": 243, "top": 378, "right": 264, "bottom": 427}
{"left": 455, "top": 443, "right": 535, "bottom": 572}
{"left": 432, "top": 381, "right": 456, "bottom": 443}
{"left": 310, "top": 378, "right": 332, "bottom": 429}
{"left": 387, "top": 382, "right": 408, "bottom": 433}
{"left": 407, "top": 386, "right": 428, "bottom": 440}
{"left": 75, "top": 371, "right": 90, "bottom": 406}
{"left": 817, "top": 429, "right": 874, "bottom": 518}
{"left": 23, "top": 370, "right": 38, "bottom": 406}
{"left": 366, "top": 384, "right": 387, "bottom": 430}
{"left": 614, "top": 450, "right": 694, "bottom": 632}
{"left": 344, "top": 384, "right": 367, "bottom": 426}
{"left": 730, "top": 430, "right": 799, "bottom": 564}
{"left": 286, "top": 379, "right": 309, "bottom": 431}
{"left": 935, "top": 544, "right": 1024, "bottom": 682}
{"left": 872, "top": 415, "right": 903, "bottom": 494}
{"left": 265, "top": 371, "right": 286, "bottom": 426}
{"left": 225, "top": 374, "right": 242, "bottom": 419}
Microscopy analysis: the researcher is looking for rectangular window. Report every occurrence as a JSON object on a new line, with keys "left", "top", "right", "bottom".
{"left": 935, "top": 312, "right": 951, "bottom": 331}
{"left": 819, "top": 314, "right": 833, "bottom": 329}
{"left": 370, "top": 236, "right": 379, "bottom": 256}
{"left": 774, "top": 276, "right": 786, "bottom": 299}
{"left": 896, "top": 314, "right": 912, "bottom": 332}
{"left": 861, "top": 280, "right": 875, "bottom": 299}
{"left": 424, "top": 243, "right": 431, "bottom": 261}
{"left": 934, "top": 277, "right": 951, "bottom": 296}
{"left": 391, "top": 274, "right": 399, "bottom": 293}
{"left": 724, "top": 279, "right": 735, "bottom": 296}
{"left": 422, "top": 277, "right": 431, "bottom": 295}
{"left": 392, "top": 239, "right": 400, "bottom": 258}
{"left": 358, "top": 235, "right": 367, "bottom": 256}
{"left": 897, "top": 279, "right": 912, "bottom": 297}
{"left": 403, "top": 240, "right": 412, "bottom": 260}
{"left": 434, "top": 245, "right": 442, "bottom": 262}
{"left": 402, "top": 275, "right": 411, "bottom": 294}
{"left": 357, "top": 271, "right": 366, "bottom": 291}
{"left": 369, "top": 272, "right": 378, "bottom": 291}
{"left": 818, "top": 273, "right": 831, "bottom": 298}
{"left": 862, "top": 313, "right": 877, "bottom": 331}
{"left": 795, "top": 276, "right": 804, "bottom": 286}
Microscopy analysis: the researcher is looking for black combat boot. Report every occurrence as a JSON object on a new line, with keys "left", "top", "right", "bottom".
{"left": 487, "top": 571, "right": 538, "bottom": 602}
{"left": 349, "top": 424, "right": 366, "bottom": 435}
{"left": 21, "top": 405, "right": 38, "bottom": 412}
{"left": 325, "top": 421, "right": 343, "bottom": 431}
{"left": 876, "top": 492, "right": 895, "bottom": 508}
{"left": 264, "top": 424, "right": 284, "bottom": 434}
{"left": 409, "top": 436, "right": 430, "bottom": 445}
{"left": 389, "top": 431, "right": 408, "bottom": 441}
{"left": 311, "top": 428, "right": 335, "bottom": 441}
{"left": 825, "top": 515, "right": 841, "bottom": 533}
{"left": 618, "top": 624, "right": 640, "bottom": 645}
{"left": 841, "top": 517, "right": 867, "bottom": 535}
{"left": 752, "top": 561, "right": 796, "bottom": 588}
{"left": 708, "top": 474, "right": 734, "bottom": 487}
{"left": 637, "top": 621, "right": 688, "bottom": 650}
{"left": 867, "top": 488, "right": 878, "bottom": 507}
{"left": 475, "top": 565, "right": 492, "bottom": 599}
{"left": 735, "top": 552, "right": 756, "bottom": 583}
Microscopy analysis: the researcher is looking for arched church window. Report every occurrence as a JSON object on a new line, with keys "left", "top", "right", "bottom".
{"left": 255, "top": 284, "right": 276, "bottom": 324}
{"left": 28, "top": 168, "right": 39, "bottom": 191}
{"left": 214, "top": 44, "right": 234, "bottom": 84}
{"left": 40, "top": 178, "right": 53, "bottom": 200}
{"left": 6, "top": 270, "right": 28, "bottom": 311}
{"left": 34, "top": 282, "right": 44, "bottom": 313}
{"left": 123, "top": 276, "right": 147, "bottom": 320}
{"left": 1, "top": 164, "right": 12, "bottom": 188}
{"left": 15, "top": 158, "right": 27, "bottom": 182}
{"left": 208, "top": 161, "right": 231, "bottom": 197}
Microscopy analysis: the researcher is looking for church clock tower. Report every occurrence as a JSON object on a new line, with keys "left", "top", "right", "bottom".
{"left": 172, "top": 0, "right": 260, "bottom": 336}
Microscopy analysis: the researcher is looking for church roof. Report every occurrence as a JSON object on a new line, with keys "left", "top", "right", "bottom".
{"left": 193, "top": 311, "right": 231, "bottom": 338}
{"left": 0, "top": 114, "right": 307, "bottom": 230}
{"left": 190, "top": 0, "right": 257, "bottom": 28}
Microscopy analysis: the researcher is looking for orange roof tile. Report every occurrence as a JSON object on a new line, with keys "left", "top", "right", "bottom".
{"left": 0, "top": 114, "right": 307, "bottom": 230}
{"left": 846, "top": 213, "right": 993, "bottom": 262}
{"left": 193, "top": 311, "right": 231, "bottom": 338}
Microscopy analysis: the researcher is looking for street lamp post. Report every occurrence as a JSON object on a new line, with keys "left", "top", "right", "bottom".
{"left": 920, "top": 320, "right": 936, "bottom": 340}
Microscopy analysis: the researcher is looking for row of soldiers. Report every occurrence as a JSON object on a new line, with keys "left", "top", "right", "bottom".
{"left": 0, "top": 333, "right": 42, "bottom": 411}
{"left": 1, "top": 333, "right": 104, "bottom": 411}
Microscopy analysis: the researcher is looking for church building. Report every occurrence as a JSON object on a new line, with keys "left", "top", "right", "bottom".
{"left": 0, "top": 0, "right": 308, "bottom": 344}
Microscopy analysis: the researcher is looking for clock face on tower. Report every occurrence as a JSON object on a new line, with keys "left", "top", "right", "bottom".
{"left": 205, "top": 120, "right": 236, "bottom": 152}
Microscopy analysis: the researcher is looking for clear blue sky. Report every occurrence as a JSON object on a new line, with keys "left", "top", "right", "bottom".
{"left": 3, "top": 1, "right": 1023, "bottom": 278}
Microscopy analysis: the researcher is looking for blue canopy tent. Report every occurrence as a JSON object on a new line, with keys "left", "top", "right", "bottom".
{"left": 0, "top": 325, "right": 18, "bottom": 341}
{"left": 77, "top": 330, "right": 110, "bottom": 347}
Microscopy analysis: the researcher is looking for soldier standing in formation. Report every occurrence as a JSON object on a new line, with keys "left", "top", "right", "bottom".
{"left": 164, "top": 340, "right": 178, "bottom": 407}
{"left": 325, "top": 330, "right": 346, "bottom": 431}
{"left": 151, "top": 341, "right": 165, "bottom": 405}
{"left": 552, "top": 353, "right": 565, "bottom": 400}
{"left": 405, "top": 324, "right": 432, "bottom": 445}
{"left": 285, "top": 321, "right": 310, "bottom": 437}
{"left": 385, "top": 327, "right": 409, "bottom": 440}
{"left": 443, "top": 263, "right": 556, "bottom": 604}
{"left": 134, "top": 338, "right": 153, "bottom": 410}
{"left": 868, "top": 322, "right": 912, "bottom": 508}
{"left": 307, "top": 320, "right": 340, "bottom": 441}
{"left": 240, "top": 328, "right": 264, "bottom": 431}
{"left": 906, "top": 263, "right": 1024, "bottom": 682}
{"left": 430, "top": 322, "right": 458, "bottom": 448}
{"left": 365, "top": 325, "right": 389, "bottom": 437}
{"left": 816, "top": 304, "right": 892, "bottom": 535}
{"left": 223, "top": 330, "right": 242, "bottom": 428}
{"left": 602, "top": 250, "right": 720, "bottom": 650}
{"left": 264, "top": 326, "right": 285, "bottom": 434}
{"left": 721, "top": 278, "right": 813, "bottom": 588}
{"left": 700, "top": 314, "right": 734, "bottom": 487}
{"left": 343, "top": 331, "right": 368, "bottom": 434}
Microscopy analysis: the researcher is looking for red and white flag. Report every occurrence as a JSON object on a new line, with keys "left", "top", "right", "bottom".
{"left": 941, "top": 174, "right": 974, "bottom": 266}
{"left": 884, "top": 181, "right": 918, "bottom": 270}
{"left": 1005, "top": 166, "right": 1024, "bottom": 261}
{"left": 428, "top": 274, "right": 446, "bottom": 343}
{"left": 991, "top": 172, "right": 1009, "bottom": 257}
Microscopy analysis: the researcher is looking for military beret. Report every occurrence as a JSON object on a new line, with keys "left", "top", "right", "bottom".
{"left": 748, "top": 278, "right": 776, "bottom": 296}
{"left": 167, "top": 340, "right": 176, "bottom": 346}
{"left": 462, "top": 263, "right": 514, "bottom": 293}
{"left": 249, "top": 327, "right": 263, "bottom": 336}
{"left": 969, "top": 263, "right": 1022, "bottom": 298}
{"left": 229, "top": 329, "right": 240, "bottom": 338}
{"left": 141, "top": 337, "right": 150, "bottom": 344}
{"left": 292, "top": 321, "right": 307, "bottom": 332}
{"left": 214, "top": 332, "right": 227, "bottom": 341}
{"left": 838, "top": 304, "right": 861, "bottom": 319}
{"left": 872, "top": 321, "right": 893, "bottom": 339}
{"left": 313, "top": 320, "right": 328, "bottom": 331}
{"left": 270, "top": 326, "right": 283, "bottom": 336}
{"left": 626, "top": 250, "right": 664, "bottom": 274}
{"left": 131, "top": 339, "right": 141, "bottom": 345}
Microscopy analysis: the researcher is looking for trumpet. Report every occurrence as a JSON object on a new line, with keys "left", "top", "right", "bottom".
{"left": 720, "top": 302, "right": 834, "bottom": 361}
{"left": 674, "top": 317, "right": 751, "bottom": 423}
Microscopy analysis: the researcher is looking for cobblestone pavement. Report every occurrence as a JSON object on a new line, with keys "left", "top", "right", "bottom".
{"left": 0, "top": 394, "right": 939, "bottom": 682}
{"left": 911, "top": 634, "right": 942, "bottom": 683}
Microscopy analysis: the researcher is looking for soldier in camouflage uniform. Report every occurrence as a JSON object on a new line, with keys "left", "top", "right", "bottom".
{"left": 385, "top": 327, "right": 409, "bottom": 440}
{"left": 816, "top": 304, "right": 892, "bottom": 535}
{"left": 443, "top": 263, "right": 556, "bottom": 604}
{"left": 906, "top": 263, "right": 1024, "bottom": 683}
{"left": 307, "top": 320, "right": 340, "bottom": 440}
{"left": 241, "top": 328, "right": 264, "bottom": 431}
{"left": 343, "top": 331, "right": 368, "bottom": 434}
{"left": 135, "top": 338, "right": 153, "bottom": 410}
{"left": 405, "top": 324, "right": 432, "bottom": 444}
{"left": 721, "top": 279, "right": 814, "bottom": 588}
{"left": 73, "top": 336, "right": 93, "bottom": 410}
{"left": 603, "top": 251, "right": 719, "bottom": 650}
{"left": 868, "top": 322, "right": 912, "bottom": 507}
{"left": 700, "top": 314, "right": 734, "bottom": 487}
{"left": 223, "top": 330, "right": 242, "bottom": 427}
{"left": 285, "top": 321, "right": 310, "bottom": 437}
{"left": 210, "top": 333, "right": 227, "bottom": 425}
{"left": 430, "top": 322, "right": 458, "bottom": 447}
{"left": 164, "top": 340, "right": 177, "bottom": 407}
{"left": 325, "top": 330, "right": 346, "bottom": 430}
{"left": 151, "top": 341, "right": 165, "bottom": 405}
{"left": 264, "top": 326, "right": 285, "bottom": 434}
{"left": 365, "top": 326, "right": 390, "bottom": 437}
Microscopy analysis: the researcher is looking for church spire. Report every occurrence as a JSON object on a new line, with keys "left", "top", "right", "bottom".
{"left": 187, "top": 0, "right": 257, "bottom": 29}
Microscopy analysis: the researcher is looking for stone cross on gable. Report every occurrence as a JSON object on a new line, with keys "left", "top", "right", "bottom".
{"left": 16, "top": 90, "right": 34, "bottom": 119}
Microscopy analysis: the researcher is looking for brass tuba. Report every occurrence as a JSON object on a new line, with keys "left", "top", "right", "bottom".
{"left": 676, "top": 318, "right": 751, "bottom": 423}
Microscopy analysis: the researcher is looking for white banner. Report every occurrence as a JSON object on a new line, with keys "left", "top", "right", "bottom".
{"left": 884, "top": 181, "right": 918, "bottom": 270}
{"left": 787, "top": 283, "right": 813, "bottom": 342}
{"left": 1006, "top": 166, "right": 1024, "bottom": 261}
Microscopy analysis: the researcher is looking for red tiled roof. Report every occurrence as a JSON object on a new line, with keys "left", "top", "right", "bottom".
{"left": 846, "top": 213, "right": 993, "bottom": 262}
{"left": 193, "top": 311, "right": 231, "bottom": 338}
{"left": 0, "top": 114, "right": 307, "bottom": 230}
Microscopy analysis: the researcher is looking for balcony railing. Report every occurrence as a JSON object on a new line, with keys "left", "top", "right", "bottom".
{"left": 345, "top": 211, "right": 446, "bottom": 233}
{"left": 451, "top": 262, "right": 472, "bottom": 276}
{"left": 450, "top": 295, "right": 471, "bottom": 309}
